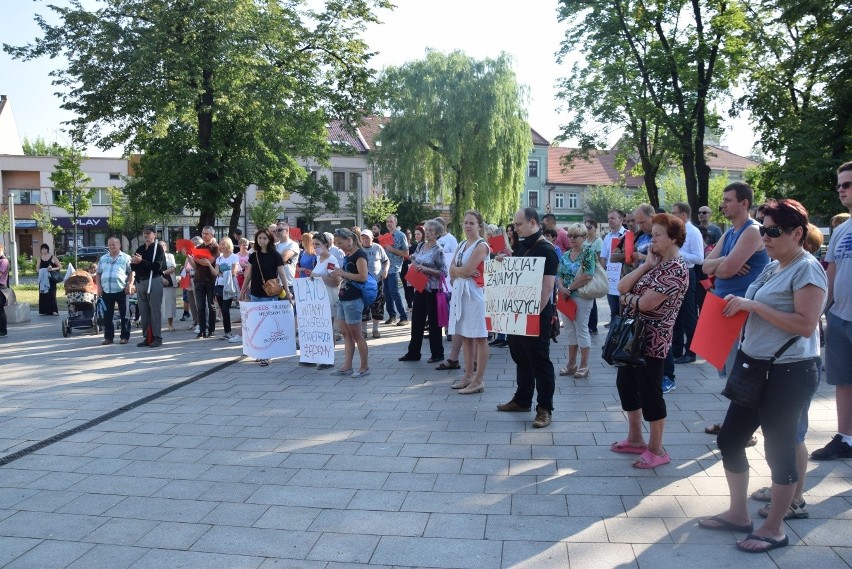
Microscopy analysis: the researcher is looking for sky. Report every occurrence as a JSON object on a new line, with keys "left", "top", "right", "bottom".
{"left": 0, "top": 0, "right": 755, "bottom": 157}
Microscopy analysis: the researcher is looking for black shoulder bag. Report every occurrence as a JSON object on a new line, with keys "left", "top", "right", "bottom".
{"left": 721, "top": 334, "right": 798, "bottom": 409}
{"left": 602, "top": 306, "right": 646, "bottom": 367}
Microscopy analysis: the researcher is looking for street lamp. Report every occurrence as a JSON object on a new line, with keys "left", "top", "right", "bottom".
{"left": 7, "top": 192, "right": 18, "bottom": 286}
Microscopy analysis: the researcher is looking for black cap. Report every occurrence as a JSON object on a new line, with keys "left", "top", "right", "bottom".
{"left": 142, "top": 225, "right": 156, "bottom": 233}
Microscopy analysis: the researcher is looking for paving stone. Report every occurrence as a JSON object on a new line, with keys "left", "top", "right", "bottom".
{"left": 82, "top": 518, "right": 160, "bottom": 545}
{"left": 253, "top": 505, "right": 323, "bottom": 530}
{"left": 190, "top": 525, "right": 318, "bottom": 558}
{"left": 127, "top": 549, "right": 264, "bottom": 569}
{"left": 200, "top": 502, "right": 268, "bottom": 527}
{"left": 103, "top": 496, "right": 218, "bottom": 523}
{"left": 0, "top": 536, "right": 41, "bottom": 567}
{"left": 0, "top": 511, "right": 106, "bottom": 541}
{"left": 2, "top": 538, "right": 93, "bottom": 569}
{"left": 309, "top": 509, "right": 429, "bottom": 536}
{"left": 501, "top": 540, "right": 569, "bottom": 568}
{"left": 134, "top": 521, "right": 212, "bottom": 549}
{"left": 371, "top": 535, "right": 501, "bottom": 568}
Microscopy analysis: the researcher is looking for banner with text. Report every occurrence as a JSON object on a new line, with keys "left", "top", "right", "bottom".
{"left": 484, "top": 257, "right": 545, "bottom": 336}
{"left": 239, "top": 300, "right": 297, "bottom": 360}
{"left": 292, "top": 277, "right": 335, "bottom": 364}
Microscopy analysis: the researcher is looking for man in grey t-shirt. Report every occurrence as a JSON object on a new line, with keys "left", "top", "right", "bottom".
{"left": 812, "top": 160, "right": 852, "bottom": 461}
{"left": 382, "top": 214, "right": 409, "bottom": 325}
{"left": 360, "top": 230, "right": 389, "bottom": 338}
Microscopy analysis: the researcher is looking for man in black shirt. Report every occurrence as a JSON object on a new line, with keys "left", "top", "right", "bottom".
{"left": 131, "top": 226, "right": 165, "bottom": 347}
{"left": 497, "top": 208, "right": 560, "bottom": 428}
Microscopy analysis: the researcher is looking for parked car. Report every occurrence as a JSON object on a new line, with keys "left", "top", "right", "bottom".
{"left": 74, "top": 246, "right": 110, "bottom": 264}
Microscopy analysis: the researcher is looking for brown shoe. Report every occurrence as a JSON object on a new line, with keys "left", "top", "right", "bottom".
{"left": 496, "top": 399, "right": 531, "bottom": 412}
{"left": 101, "top": 339, "right": 113, "bottom": 345}
{"left": 532, "top": 408, "right": 552, "bottom": 428}
{"left": 119, "top": 339, "right": 128, "bottom": 344}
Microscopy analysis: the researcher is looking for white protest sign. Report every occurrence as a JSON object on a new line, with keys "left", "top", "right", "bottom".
{"left": 239, "top": 300, "right": 297, "bottom": 360}
{"left": 292, "top": 277, "right": 335, "bottom": 364}
{"left": 484, "top": 256, "right": 545, "bottom": 336}
{"left": 606, "top": 262, "right": 622, "bottom": 296}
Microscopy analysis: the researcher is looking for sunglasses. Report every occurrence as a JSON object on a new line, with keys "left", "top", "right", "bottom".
{"left": 698, "top": 211, "right": 710, "bottom": 215}
{"left": 758, "top": 225, "right": 785, "bottom": 238}
{"left": 837, "top": 181, "right": 852, "bottom": 191}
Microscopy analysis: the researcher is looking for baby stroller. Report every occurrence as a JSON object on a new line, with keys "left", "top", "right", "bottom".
{"left": 62, "top": 270, "right": 101, "bottom": 337}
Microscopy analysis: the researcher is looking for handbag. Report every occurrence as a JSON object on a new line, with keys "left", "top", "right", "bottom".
{"left": 602, "top": 310, "right": 646, "bottom": 367}
{"left": 577, "top": 264, "right": 608, "bottom": 299}
{"left": 49, "top": 269, "right": 64, "bottom": 284}
{"left": 256, "top": 254, "right": 284, "bottom": 297}
{"left": 436, "top": 276, "right": 450, "bottom": 328}
{"left": 721, "top": 336, "right": 798, "bottom": 409}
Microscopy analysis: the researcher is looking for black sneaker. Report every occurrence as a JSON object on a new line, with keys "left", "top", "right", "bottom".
{"left": 811, "top": 434, "right": 852, "bottom": 461}
{"left": 396, "top": 319, "right": 410, "bottom": 326}
{"left": 179, "top": 313, "right": 190, "bottom": 321}
{"left": 384, "top": 317, "right": 398, "bottom": 325}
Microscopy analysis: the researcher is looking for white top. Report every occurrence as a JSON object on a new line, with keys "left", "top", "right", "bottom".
{"left": 679, "top": 221, "right": 705, "bottom": 268}
{"left": 214, "top": 253, "right": 239, "bottom": 286}
{"left": 438, "top": 232, "right": 459, "bottom": 272}
{"left": 600, "top": 227, "right": 626, "bottom": 262}
{"left": 276, "top": 240, "right": 300, "bottom": 283}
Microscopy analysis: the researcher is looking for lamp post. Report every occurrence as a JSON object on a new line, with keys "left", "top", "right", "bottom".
{"left": 8, "top": 192, "right": 18, "bottom": 286}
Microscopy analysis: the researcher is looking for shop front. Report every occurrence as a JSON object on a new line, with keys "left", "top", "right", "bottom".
{"left": 53, "top": 217, "right": 111, "bottom": 254}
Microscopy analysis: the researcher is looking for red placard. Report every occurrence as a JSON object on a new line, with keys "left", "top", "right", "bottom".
{"left": 377, "top": 233, "right": 394, "bottom": 248}
{"left": 176, "top": 239, "right": 195, "bottom": 254}
{"left": 289, "top": 227, "right": 302, "bottom": 242}
{"left": 556, "top": 294, "right": 577, "bottom": 321}
{"left": 404, "top": 267, "right": 428, "bottom": 292}
{"left": 623, "top": 230, "right": 634, "bottom": 264}
{"left": 488, "top": 236, "right": 507, "bottom": 255}
{"left": 192, "top": 248, "right": 213, "bottom": 259}
{"left": 690, "top": 293, "right": 749, "bottom": 370}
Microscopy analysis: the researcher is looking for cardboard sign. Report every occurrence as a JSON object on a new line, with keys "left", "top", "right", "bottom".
{"left": 404, "top": 266, "right": 428, "bottom": 292}
{"left": 483, "top": 256, "right": 545, "bottom": 336}
{"left": 239, "top": 300, "right": 297, "bottom": 360}
{"left": 690, "top": 293, "right": 749, "bottom": 370}
{"left": 557, "top": 294, "right": 577, "bottom": 321}
{"left": 292, "top": 278, "right": 334, "bottom": 365}
{"left": 606, "top": 262, "right": 622, "bottom": 296}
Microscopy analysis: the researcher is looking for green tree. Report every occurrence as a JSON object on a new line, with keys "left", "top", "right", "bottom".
{"left": 50, "top": 146, "right": 93, "bottom": 265}
{"left": 249, "top": 189, "right": 284, "bottom": 234}
{"left": 107, "top": 187, "right": 159, "bottom": 250}
{"left": 21, "top": 135, "right": 64, "bottom": 156}
{"left": 735, "top": 0, "right": 852, "bottom": 216}
{"left": 30, "top": 207, "right": 62, "bottom": 245}
{"left": 394, "top": 200, "right": 443, "bottom": 234}
{"left": 362, "top": 194, "right": 399, "bottom": 228}
{"left": 5, "top": 0, "right": 390, "bottom": 233}
{"left": 292, "top": 175, "right": 339, "bottom": 230}
{"left": 557, "top": 0, "right": 749, "bottom": 221}
{"left": 370, "top": 50, "right": 531, "bottom": 234}
{"left": 584, "top": 184, "right": 643, "bottom": 224}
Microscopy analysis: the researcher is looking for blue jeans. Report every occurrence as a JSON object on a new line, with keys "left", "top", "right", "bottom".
{"left": 383, "top": 272, "right": 408, "bottom": 320}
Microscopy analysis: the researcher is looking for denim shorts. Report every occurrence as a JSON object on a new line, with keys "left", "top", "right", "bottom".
{"left": 826, "top": 312, "right": 852, "bottom": 386}
{"left": 338, "top": 298, "right": 365, "bottom": 325}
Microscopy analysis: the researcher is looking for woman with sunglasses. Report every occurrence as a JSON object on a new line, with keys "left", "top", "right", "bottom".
{"left": 699, "top": 199, "right": 826, "bottom": 554}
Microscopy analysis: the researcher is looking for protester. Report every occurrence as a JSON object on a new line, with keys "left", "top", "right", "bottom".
{"left": 399, "top": 219, "right": 446, "bottom": 364}
{"left": 236, "top": 237, "right": 251, "bottom": 292}
{"left": 188, "top": 226, "right": 220, "bottom": 338}
{"left": 37, "top": 243, "right": 62, "bottom": 315}
{"left": 610, "top": 214, "right": 688, "bottom": 468}
{"left": 239, "top": 228, "right": 288, "bottom": 366}
{"left": 359, "top": 229, "right": 389, "bottom": 339}
{"left": 160, "top": 241, "right": 178, "bottom": 332}
{"left": 382, "top": 214, "right": 410, "bottom": 326}
{"left": 698, "top": 205, "right": 723, "bottom": 246}
{"left": 0, "top": 244, "right": 8, "bottom": 338}
{"left": 330, "top": 227, "right": 370, "bottom": 378}
{"left": 95, "top": 236, "right": 133, "bottom": 345}
{"left": 311, "top": 232, "right": 342, "bottom": 368}
{"left": 600, "top": 210, "right": 627, "bottom": 324}
{"left": 811, "top": 161, "right": 852, "bottom": 461}
{"left": 402, "top": 225, "right": 424, "bottom": 309}
{"left": 555, "top": 223, "right": 596, "bottom": 379}
{"left": 297, "top": 232, "right": 317, "bottom": 278}
{"left": 542, "top": 213, "right": 571, "bottom": 252}
{"left": 131, "top": 226, "right": 165, "bottom": 347}
{"left": 212, "top": 237, "right": 240, "bottom": 341}
{"left": 497, "top": 208, "right": 559, "bottom": 428}
{"left": 584, "top": 218, "right": 603, "bottom": 335}
{"left": 699, "top": 199, "right": 825, "bottom": 553}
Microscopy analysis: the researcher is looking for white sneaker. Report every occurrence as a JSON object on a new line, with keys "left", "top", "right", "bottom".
{"left": 228, "top": 334, "right": 242, "bottom": 343}
{"left": 192, "top": 325, "right": 200, "bottom": 334}
{"left": 221, "top": 332, "right": 233, "bottom": 340}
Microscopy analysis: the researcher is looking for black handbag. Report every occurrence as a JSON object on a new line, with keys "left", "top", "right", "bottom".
{"left": 602, "top": 310, "right": 647, "bottom": 367}
{"left": 722, "top": 336, "right": 798, "bottom": 409}
{"left": 48, "top": 270, "right": 64, "bottom": 283}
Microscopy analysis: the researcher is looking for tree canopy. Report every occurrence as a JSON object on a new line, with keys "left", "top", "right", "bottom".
{"left": 5, "top": 0, "right": 391, "bottom": 232}
{"left": 370, "top": 50, "right": 532, "bottom": 233}
{"left": 49, "top": 146, "right": 93, "bottom": 264}
{"left": 292, "top": 175, "right": 339, "bottom": 230}
{"left": 556, "top": 0, "right": 749, "bottom": 221}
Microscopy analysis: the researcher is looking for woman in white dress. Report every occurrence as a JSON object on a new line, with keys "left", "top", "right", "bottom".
{"left": 448, "top": 210, "right": 491, "bottom": 394}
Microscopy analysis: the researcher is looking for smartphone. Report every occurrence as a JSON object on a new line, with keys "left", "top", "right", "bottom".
{"left": 327, "top": 263, "right": 335, "bottom": 271}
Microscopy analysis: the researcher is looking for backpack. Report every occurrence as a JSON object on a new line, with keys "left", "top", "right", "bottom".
{"left": 350, "top": 272, "right": 378, "bottom": 306}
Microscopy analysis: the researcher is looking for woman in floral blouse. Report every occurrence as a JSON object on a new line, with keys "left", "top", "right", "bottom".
{"left": 611, "top": 213, "right": 688, "bottom": 469}
{"left": 555, "top": 223, "right": 598, "bottom": 378}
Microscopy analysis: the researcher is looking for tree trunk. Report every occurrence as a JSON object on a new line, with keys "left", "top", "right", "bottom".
{"left": 693, "top": 101, "right": 711, "bottom": 224}
{"left": 681, "top": 134, "right": 699, "bottom": 216}
{"left": 228, "top": 193, "right": 243, "bottom": 235}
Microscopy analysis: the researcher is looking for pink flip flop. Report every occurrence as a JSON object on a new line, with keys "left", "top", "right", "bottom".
{"left": 611, "top": 440, "right": 648, "bottom": 455}
{"left": 632, "top": 450, "right": 671, "bottom": 469}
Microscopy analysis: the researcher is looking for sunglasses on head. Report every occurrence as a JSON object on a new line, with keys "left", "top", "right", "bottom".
{"left": 759, "top": 225, "right": 785, "bottom": 238}
{"left": 837, "top": 181, "right": 852, "bottom": 191}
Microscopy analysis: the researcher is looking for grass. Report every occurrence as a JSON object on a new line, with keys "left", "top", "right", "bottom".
{"left": 11, "top": 285, "right": 69, "bottom": 311}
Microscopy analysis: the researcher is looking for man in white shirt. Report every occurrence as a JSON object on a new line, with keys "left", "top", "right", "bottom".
{"left": 275, "top": 222, "right": 300, "bottom": 294}
{"left": 600, "top": 209, "right": 626, "bottom": 324}
{"left": 671, "top": 202, "right": 705, "bottom": 365}
{"left": 434, "top": 217, "right": 458, "bottom": 273}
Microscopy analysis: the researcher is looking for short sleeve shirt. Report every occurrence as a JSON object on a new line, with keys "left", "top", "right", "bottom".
{"left": 825, "top": 219, "right": 852, "bottom": 321}
{"left": 248, "top": 250, "right": 284, "bottom": 298}
{"left": 97, "top": 252, "right": 133, "bottom": 293}
{"left": 340, "top": 248, "right": 368, "bottom": 301}
{"left": 387, "top": 229, "right": 409, "bottom": 273}
{"left": 363, "top": 244, "right": 389, "bottom": 279}
{"left": 276, "top": 240, "right": 300, "bottom": 282}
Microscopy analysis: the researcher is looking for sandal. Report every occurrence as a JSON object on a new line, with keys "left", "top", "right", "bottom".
{"left": 436, "top": 359, "right": 460, "bottom": 370}
{"left": 705, "top": 423, "right": 722, "bottom": 435}
{"left": 258, "top": 359, "right": 269, "bottom": 367}
{"left": 574, "top": 367, "right": 590, "bottom": 379}
{"left": 632, "top": 450, "right": 670, "bottom": 469}
{"left": 750, "top": 487, "right": 772, "bottom": 502}
{"left": 736, "top": 533, "right": 789, "bottom": 553}
{"left": 697, "top": 515, "right": 754, "bottom": 533}
{"left": 559, "top": 365, "right": 577, "bottom": 376}
{"left": 757, "top": 499, "right": 808, "bottom": 520}
{"left": 611, "top": 440, "right": 648, "bottom": 454}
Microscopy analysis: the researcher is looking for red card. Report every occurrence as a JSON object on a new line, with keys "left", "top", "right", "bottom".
{"left": 192, "top": 248, "right": 213, "bottom": 259}
{"left": 404, "top": 267, "right": 428, "bottom": 292}
{"left": 289, "top": 227, "right": 302, "bottom": 242}
{"left": 179, "top": 274, "right": 191, "bottom": 289}
{"left": 378, "top": 233, "right": 394, "bottom": 247}
{"left": 176, "top": 239, "right": 195, "bottom": 254}
{"left": 700, "top": 277, "right": 714, "bottom": 291}
{"left": 623, "top": 230, "right": 634, "bottom": 264}
{"left": 557, "top": 294, "right": 577, "bottom": 320}
{"left": 690, "top": 293, "right": 749, "bottom": 370}
{"left": 488, "top": 236, "right": 506, "bottom": 254}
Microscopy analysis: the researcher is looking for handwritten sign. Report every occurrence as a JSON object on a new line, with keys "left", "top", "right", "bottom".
{"left": 606, "top": 262, "right": 622, "bottom": 296}
{"left": 292, "top": 278, "right": 334, "bottom": 364}
{"left": 484, "top": 257, "right": 545, "bottom": 336}
{"left": 239, "top": 300, "right": 297, "bottom": 360}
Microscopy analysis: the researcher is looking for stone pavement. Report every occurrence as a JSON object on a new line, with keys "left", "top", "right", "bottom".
{"left": 0, "top": 305, "right": 849, "bottom": 568}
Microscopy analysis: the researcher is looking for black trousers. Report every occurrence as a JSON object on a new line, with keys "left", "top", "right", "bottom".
{"left": 101, "top": 290, "right": 130, "bottom": 341}
{"left": 406, "top": 290, "right": 444, "bottom": 360}
{"left": 673, "top": 267, "right": 698, "bottom": 357}
{"left": 507, "top": 303, "right": 556, "bottom": 411}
